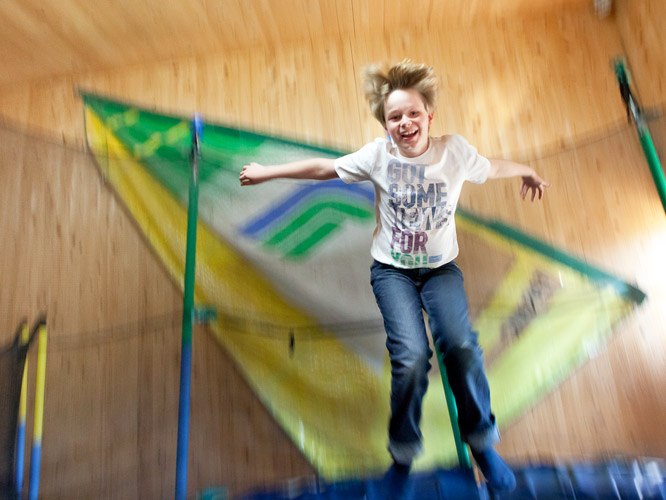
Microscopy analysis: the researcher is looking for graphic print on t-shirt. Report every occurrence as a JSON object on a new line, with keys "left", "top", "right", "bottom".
{"left": 387, "top": 159, "right": 452, "bottom": 267}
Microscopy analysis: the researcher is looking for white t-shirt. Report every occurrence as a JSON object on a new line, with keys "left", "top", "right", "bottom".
{"left": 334, "top": 134, "right": 490, "bottom": 269}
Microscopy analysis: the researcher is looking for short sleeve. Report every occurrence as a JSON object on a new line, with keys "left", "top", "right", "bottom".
{"left": 451, "top": 134, "right": 491, "bottom": 184}
{"left": 334, "top": 140, "right": 381, "bottom": 184}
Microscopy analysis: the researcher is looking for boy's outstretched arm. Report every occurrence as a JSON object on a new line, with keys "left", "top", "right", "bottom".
{"left": 240, "top": 158, "right": 338, "bottom": 186}
{"left": 488, "top": 159, "right": 551, "bottom": 201}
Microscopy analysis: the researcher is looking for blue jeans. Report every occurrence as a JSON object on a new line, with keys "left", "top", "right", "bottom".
{"left": 370, "top": 260, "right": 500, "bottom": 465}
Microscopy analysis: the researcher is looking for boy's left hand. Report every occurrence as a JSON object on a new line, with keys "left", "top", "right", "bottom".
{"left": 520, "top": 172, "right": 550, "bottom": 201}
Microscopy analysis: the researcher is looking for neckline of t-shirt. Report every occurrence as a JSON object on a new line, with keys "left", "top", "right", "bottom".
{"left": 392, "top": 136, "right": 434, "bottom": 162}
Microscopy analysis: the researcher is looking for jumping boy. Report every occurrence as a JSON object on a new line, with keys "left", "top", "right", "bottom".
{"left": 240, "top": 60, "right": 549, "bottom": 496}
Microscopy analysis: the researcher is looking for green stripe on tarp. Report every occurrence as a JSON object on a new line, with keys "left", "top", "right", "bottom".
{"left": 81, "top": 93, "right": 346, "bottom": 158}
{"left": 82, "top": 92, "right": 346, "bottom": 209}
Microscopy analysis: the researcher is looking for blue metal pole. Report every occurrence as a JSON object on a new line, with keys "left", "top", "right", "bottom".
{"left": 16, "top": 321, "right": 29, "bottom": 498}
{"left": 175, "top": 114, "right": 203, "bottom": 500}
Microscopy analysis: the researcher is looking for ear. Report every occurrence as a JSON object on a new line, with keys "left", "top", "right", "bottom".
{"left": 428, "top": 113, "right": 434, "bottom": 126}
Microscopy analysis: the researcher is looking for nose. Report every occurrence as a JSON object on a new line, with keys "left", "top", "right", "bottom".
{"left": 400, "top": 115, "right": 412, "bottom": 128}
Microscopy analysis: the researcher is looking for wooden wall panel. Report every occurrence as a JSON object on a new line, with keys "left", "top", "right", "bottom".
{"left": 0, "top": 0, "right": 594, "bottom": 87}
{"left": 0, "top": 9, "right": 627, "bottom": 157}
{"left": 347, "top": 14, "right": 628, "bottom": 160}
{"left": 615, "top": 0, "right": 666, "bottom": 109}
{"left": 0, "top": 125, "right": 314, "bottom": 499}
{"left": 0, "top": 4, "right": 665, "bottom": 498}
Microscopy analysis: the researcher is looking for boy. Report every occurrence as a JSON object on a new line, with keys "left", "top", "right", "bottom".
{"left": 240, "top": 60, "right": 549, "bottom": 495}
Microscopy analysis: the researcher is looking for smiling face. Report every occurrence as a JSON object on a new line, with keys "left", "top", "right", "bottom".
{"left": 383, "top": 89, "right": 434, "bottom": 158}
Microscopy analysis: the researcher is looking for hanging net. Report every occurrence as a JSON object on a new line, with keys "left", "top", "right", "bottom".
{"left": 82, "top": 93, "right": 645, "bottom": 479}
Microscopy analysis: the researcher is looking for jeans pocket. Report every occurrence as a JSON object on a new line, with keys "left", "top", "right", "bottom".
{"left": 370, "top": 259, "right": 385, "bottom": 286}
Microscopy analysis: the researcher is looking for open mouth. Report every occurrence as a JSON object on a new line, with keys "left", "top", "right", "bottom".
{"left": 401, "top": 129, "right": 418, "bottom": 140}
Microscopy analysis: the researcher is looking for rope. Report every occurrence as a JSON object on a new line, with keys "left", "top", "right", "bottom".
{"left": 2, "top": 102, "right": 665, "bottom": 166}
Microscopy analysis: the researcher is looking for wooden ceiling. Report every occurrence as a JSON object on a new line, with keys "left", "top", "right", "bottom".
{"left": 0, "top": 0, "right": 592, "bottom": 86}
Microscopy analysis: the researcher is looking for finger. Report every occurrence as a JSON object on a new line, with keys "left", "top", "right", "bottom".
{"left": 531, "top": 187, "right": 536, "bottom": 202}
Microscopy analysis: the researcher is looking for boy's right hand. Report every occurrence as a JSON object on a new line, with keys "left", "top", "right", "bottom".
{"left": 240, "top": 162, "right": 269, "bottom": 186}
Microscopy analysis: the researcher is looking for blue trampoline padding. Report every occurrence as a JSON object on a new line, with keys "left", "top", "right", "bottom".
{"left": 234, "top": 460, "right": 666, "bottom": 500}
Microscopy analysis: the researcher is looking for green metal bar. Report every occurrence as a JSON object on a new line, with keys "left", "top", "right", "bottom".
{"left": 182, "top": 166, "right": 199, "bottom": 343}
{"left": 175, "top": 115, "right": 203, "bottom": 500}
{"left": 614, "top": 59, "right": 666, "bottom": 216}
{"left": 637, "top": 124, "right": 666, "bottom": 213}
{"left": 435, "top": 345, "right": 472, "bottom": 470}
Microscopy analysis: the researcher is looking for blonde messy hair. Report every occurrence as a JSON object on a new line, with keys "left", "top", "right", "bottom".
{"left": 361, "top": 60, "right": 439, "bottom": 127}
